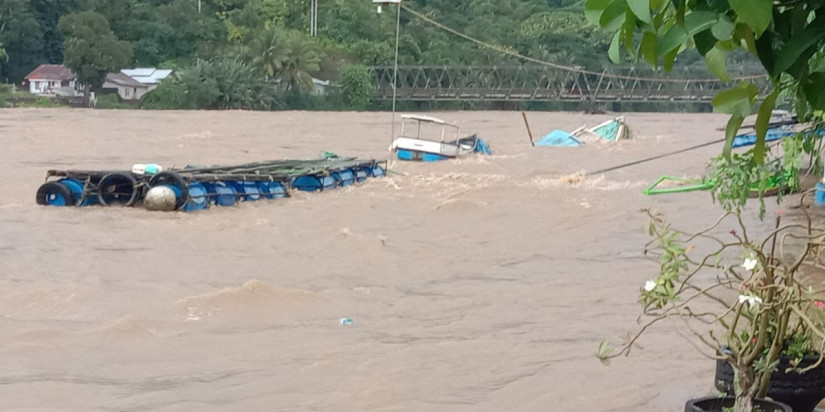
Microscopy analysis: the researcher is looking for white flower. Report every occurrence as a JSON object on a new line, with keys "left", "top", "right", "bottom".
{"left": 644, "top": 280, "right": 657, "bottom": 292}
{"left": 738, "top": 294, "right": 763, "bottom": 307}
{"left": 742, "top": 258, "right": 758, "bottom": 271}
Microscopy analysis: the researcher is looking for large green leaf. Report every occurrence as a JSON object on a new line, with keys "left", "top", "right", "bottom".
{"left": 712, "top": 84, "right": 758, "bottom": 117}
{"left": 753, "top": 88, "right": 779, "bottom": 165}
{"left": 735, "top": 24, "right": 758, "bottom": 56}
{"left": 723, "top": 114, "right": 746, "bottom": 160}
{"left": 657, "top": 12, "right": 717, "bottom": 57}
{"left": 684, "top": 11, "right": 719, "bottom": 34}
{"left": 772, "top": 15, "right": 825, "bottom": 77}
{"left": 729, "top": 0, "right": 772, "bottom": 37}
{"left": 639, "top": 31, "right": 658, "bottom": 68}
{"left": 704, "top": 45, "right": 728, "bottom": 81}
{"left": 609, "top": 30, "right": 622, "bottom": 64}
{"left": 627, "top": 0, "right": 651, "bottom": 24}
{"left": 694, "top": 29, "right": 716, "bottom": 56}
{"left": 754, "top": 31, "right": 775, "bottom": 76}
{"left": 711, "top": 17, "right": 735, "bottom": 41}
{"left": 600, "top": 0, "right": 629, "bottom": 32}
{"left": 674, "top": 0, "right": 686, "bottom": 26}
{"left": 663, "top": 47, "right": 679, "bottom": 72}
{"left": 585, "top": 0, "right": 613, "bottom": 25}
{"left": 623, "top": 12, "right": 638, "bottom": 55}
{"left": 804, "top": 72, "right": 825, "bottom": 110}
{"left": 657, "top": 24, "right": 687, "bottom": 57}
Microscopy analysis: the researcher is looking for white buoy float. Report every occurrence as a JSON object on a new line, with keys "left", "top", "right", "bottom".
{"left": 144, "top": 186, "right": 178, "bottom": 211}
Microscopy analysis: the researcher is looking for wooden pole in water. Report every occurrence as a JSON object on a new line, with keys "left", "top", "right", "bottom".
{"left": 521, "top": 112, "right": 535, "bottom": 147}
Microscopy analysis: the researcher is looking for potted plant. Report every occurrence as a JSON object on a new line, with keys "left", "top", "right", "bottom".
{"left": 598, "top": 206, "right": 825, "bottom": 411}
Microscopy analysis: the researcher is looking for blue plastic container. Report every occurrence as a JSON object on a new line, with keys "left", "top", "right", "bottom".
{"left": 203, "top": 181, "right": 238, "bottom": 207}
{"left": 367, "top": 165, "right": 386, "bottom": 178}
{"left": 182, "top": 182, "right": 210, "bottom": 212}
{"left": 816, "top": 183, "right": 825, "bottom": 206}
{"left": 332, "top": 169, "right": 355, "bottom": 187}
{"left": 227, "top": 181, "right": 262, "bottom": 202}
{"left": 396, "top": 149, "right": 448, "bottom": 162}
{"left": 354, "top": 169, "right": 368, "bottom": 182}
{"left": 61, "top": 178, "right": 97, "bottom": 206}
{"left": 258, "top": 181, "right": 287, "bottom": 199}
{"left": 291, "top": 175, "right": 335, "bottom": 192}
{"left": 38, "top": 181, "right": 73, "bottom": 206}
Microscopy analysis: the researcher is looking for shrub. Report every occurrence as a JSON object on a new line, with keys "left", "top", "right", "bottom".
{"left": 338, "top": 64, "right": 375, "bottom": 111}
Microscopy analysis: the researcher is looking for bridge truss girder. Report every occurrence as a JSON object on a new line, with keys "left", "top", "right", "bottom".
{"left": 368, "top": 65, "right": 769, "bottom": 103}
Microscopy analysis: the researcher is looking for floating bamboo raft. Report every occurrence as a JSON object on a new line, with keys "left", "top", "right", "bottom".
{"left": 36, "top": 157, "right": 387, "bottom": 212}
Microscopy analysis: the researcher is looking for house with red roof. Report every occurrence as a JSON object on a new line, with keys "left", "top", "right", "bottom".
{"left": 23, "top": 64, "right": 83, "bottom": 97}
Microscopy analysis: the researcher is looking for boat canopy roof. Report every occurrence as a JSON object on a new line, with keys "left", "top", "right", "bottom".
{"left": 401, "top": 114, "right": 458, "bottom": 128}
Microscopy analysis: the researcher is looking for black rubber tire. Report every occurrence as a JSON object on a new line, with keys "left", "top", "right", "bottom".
{"left": 715, "top": 357, "right": 825, "bottom": 412}
{"left": 685, "top": 396, "right": 791, "bottom": 412}
{"left": 36, "top": 181, "right": 76, "bottom": 206}
{"left": 148, "top": 171, "right": 189, "bottom": 211}
{"left": 97, "top": 172, "right": 139, "bottom": 207}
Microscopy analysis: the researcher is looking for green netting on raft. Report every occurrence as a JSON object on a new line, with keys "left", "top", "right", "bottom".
{"left": 644, "top": 172, "right": 793, "bottom": 196}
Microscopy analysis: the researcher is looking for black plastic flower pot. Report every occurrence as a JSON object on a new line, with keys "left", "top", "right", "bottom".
{"left": 715, "top": 356, "right": 825, "bottom": 412}
{"left": 685, "top": 396, "right": 791, "bottom": 412}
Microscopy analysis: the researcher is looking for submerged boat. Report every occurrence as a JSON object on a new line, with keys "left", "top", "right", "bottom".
{"left": 535, "top": 116, "right": 630, "bottom": 147}
{"left": 390, "top": 114, "right": 491, "bottom": 161}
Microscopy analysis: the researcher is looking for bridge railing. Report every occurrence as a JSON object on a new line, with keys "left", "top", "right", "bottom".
{"left": 368, "top": 65, "right": 769, "bottom": 103}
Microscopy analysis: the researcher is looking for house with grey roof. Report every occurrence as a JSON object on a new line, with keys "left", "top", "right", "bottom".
{"left": 101, "top": 72, "right": 150, "bottom": 100}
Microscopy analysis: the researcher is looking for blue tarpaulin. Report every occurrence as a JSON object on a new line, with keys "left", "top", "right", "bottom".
{"left": 732, "top": 128, "right": 797, "bottom": 149}
{"left": 475, "top": 137, "right": 493, "bottom": 154}
{"left": 534, "top": 130, "right": 583, "bottom": 147}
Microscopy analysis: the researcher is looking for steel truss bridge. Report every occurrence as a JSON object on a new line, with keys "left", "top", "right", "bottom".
{"left": 368, "top": 65, "right": 769, "bottom": 103}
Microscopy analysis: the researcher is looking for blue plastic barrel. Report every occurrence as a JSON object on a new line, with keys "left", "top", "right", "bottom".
{"left": 258, "top": 181, "right": 287, "bottom": 199}
{"left": 227, "top": 181, "right": 262, "bottom": 201}
{"left": 61, "top": 178, "right": 97, "bottom": 206}
{"left": 332, "top": 169, "right": 355, "bottom": 187}
{"left": 816, "top": 183, "right": 825, "bottom": 206}
{"left": 203, "top": 181, "right": 238, "bottom": 207}
{"left": 291, "top": 175, "right": 335, "bottom": 192}
{"left": 367, "top": 165, "right": 386, "bottom": 178}
{"left": 183, "top": 182, "right": 210, "bottom": 212}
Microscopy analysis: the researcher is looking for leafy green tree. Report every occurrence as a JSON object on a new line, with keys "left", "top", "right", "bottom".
{"left": 586, "top": 0, "right": 825, "bottom": 163}
{"left": 338, "top": 64, "right": 375, "bottom": 110}
{"left": 517, "top": 11, "right": 610, "bottom": 69}
{"left": 30, "top": 0, "right": 81, "bottom": 64}
{"left": 59, "top": 11, "right": 132, "bottom": 104}
{"left": 0, "top": 0, "right": 43, "bottom": 82}
{"left": 587, "top": 1, "right": 825, "bottom": 409}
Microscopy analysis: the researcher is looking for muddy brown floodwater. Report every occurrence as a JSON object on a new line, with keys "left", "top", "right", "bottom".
{"left": 0, "top": 109, "right": 813, "bottom": 411}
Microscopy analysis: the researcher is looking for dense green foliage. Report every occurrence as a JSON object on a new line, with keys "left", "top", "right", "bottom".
{"left": 585, "top": 0, "right": 825, "bottom": 160}
{"left": 59, "top": 11, "right": 132, "bottom": 93}
{"left": 0, "top": 0, "right": 627, "bottom": 109}
{"left": 338, "top": 64, "right": 375, "bottom": 110}
{"left": 143, "top": 58, "right": 277, "bottom": 110}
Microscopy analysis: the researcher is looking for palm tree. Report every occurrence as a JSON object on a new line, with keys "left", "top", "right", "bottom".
{"left": 248, "top": 27, "right": 288, "bottom": 79}
{"left": 246, "top": 28, "right": 322, "bottom": 93}
{"left": 279, "top": 34, "right": 322, "bottom": 92}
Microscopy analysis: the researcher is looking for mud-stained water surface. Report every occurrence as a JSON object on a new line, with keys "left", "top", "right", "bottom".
{"left": 0, "top": 109, "right": 806, "bottom": 411}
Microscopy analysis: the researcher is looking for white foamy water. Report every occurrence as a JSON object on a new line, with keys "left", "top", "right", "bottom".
{"left": 0, "top": 109, "right": 793, "bottom": 411}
